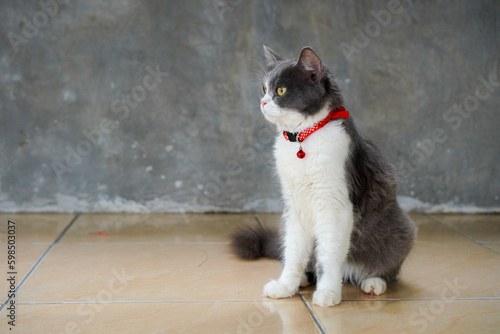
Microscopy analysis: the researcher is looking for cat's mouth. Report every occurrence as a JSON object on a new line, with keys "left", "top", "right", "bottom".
{"left": 260, "top": 99, "right": 285, "bottom": 119}
{"left": 260, "top": 105, "right": 277, "bottom": 119}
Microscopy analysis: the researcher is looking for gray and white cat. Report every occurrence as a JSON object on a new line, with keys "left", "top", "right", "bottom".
{"left": 231, "top": 46, "right": 417, "bottom": 307}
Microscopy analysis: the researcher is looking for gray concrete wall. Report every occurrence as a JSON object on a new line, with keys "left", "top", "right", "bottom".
{"left": 0, "top": 0, "right": 499, "bottom": 213}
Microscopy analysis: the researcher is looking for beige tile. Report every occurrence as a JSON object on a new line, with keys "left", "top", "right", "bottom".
{"left": 388, "top": 215, "right": 500, "bottom": 299}
{"left": 259, "top": 214, "right": 500, "bottom": 300}
{"left": 430, "top": 214, "right": 500, "bottom": 243}
{"left": 61, "top": 214, "right": 258, "bottom": 243}
{"left": 341, "top": 237, "right": 500, "bottom": 300}
{"left": 2, "top": 213, "right": 498, "bottom": 333}
{"left": 0, "top": 214, "right": 75, "bottom": 243}
{"left": 18, "top": 243, "right": 296, "bottom": 303}
{"left": 256, "top": 213, "right": 281, "bottom": 229}
{"left": 485, "top": 242, "right": 500, "bottom": 253}
{"left": 1, "top": 301, "right": 319, "bottom": 334}
{"left": 316, "top": 216, "right": 500, "bottom": 300}
{"left": 0, "top": 243, "right": 50, "bottom": 296}
{"left": 312, "top": 300, "right": 500, "bottom": 334}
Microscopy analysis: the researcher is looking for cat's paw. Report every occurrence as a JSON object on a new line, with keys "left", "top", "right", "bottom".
{"left": 299, "top": 273, "right": 311, "bottom": 288}
{"left": 262, "top": 280, "right": 296, "bottom": 299}
{"left": 312, "top": 289, "right": 341, "bottom": 307}
{"left": 361, "top": 277, "right": 387, "bottom": 295}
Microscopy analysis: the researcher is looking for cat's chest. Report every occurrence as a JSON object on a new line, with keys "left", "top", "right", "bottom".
{"left": 274, "top": 122, "right": 351, "bottom": 187}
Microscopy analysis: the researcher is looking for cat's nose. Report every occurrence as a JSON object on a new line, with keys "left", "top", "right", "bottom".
{"left": 261, "top": 94, "right": 271, "bottom": 108}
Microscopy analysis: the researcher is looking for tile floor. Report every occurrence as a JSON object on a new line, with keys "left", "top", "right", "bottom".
{"left": 0, "top": 213, "right": 499, "bottom": 333}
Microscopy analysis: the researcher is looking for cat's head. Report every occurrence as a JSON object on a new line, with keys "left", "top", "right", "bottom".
{"left": 260, "top": 46, "right": 343, "bottom": 132}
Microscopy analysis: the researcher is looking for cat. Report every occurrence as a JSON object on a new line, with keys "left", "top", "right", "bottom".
{"left": 230, "top": 46, "right": 417, "bottom": 307}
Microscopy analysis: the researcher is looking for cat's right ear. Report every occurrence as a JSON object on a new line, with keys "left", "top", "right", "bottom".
{"left": 263, "top": 45, "right": 283, "bottom": 70}
{"left": 296, "top": 47, "right": 324, "bottom": 83}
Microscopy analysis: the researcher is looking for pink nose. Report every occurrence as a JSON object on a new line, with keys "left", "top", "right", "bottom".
{"left": 261, "top": 101, "right": 267, "bottom": 107}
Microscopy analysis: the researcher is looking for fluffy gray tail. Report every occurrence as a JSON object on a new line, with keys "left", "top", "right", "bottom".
{"left": 230, "top": 226, "right": 281, "bottom": 260}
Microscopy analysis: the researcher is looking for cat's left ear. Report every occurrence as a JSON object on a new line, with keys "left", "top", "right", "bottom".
{"left": 263, "top": 45, "right": 284, "bottom": 70}
{"left": 297, "top": 47, "right": 324, "bottom": 83}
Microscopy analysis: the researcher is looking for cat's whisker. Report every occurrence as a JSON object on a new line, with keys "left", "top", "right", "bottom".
{"left": 247, "top": 58, "right": 266, "bottom": 84}
{"left": 250, "top": 71, "right": 265, "bottom": 84}
{"left": 247, "top": 58, "right": 266, "bottom": 74}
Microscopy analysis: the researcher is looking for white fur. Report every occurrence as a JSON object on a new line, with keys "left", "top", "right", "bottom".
{"left": 299, "top": 273, "right": 311, "bottom": 288}
{"left": 261, "top": 100, "right": 354, "bottom": 307}
{"left": 343, "top": 263, "right": 387, "bottom": 295}
{"left": 361, "top": 277, "right": 387, "bottom": 295}
{"left": 342, "top": 262, "right": 369, "bottom": 285}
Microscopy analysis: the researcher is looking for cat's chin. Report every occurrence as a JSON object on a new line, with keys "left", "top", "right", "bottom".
{"left": 260, "top": 108, "right": 275, "bottom": 121}
{"left": 263, "top": 116, "right": 308, "bottom": 133}
{"left": 261, "top": 107, "right": 331, "bottom": 133}
{"left": 260, "top": 109, "right": 285, "bottom": 127}
{"left": 262, "top": 115, "right": 294, "bottom": 132}
{"left": 260, "top": 108, "right": 301, "bottom": 131}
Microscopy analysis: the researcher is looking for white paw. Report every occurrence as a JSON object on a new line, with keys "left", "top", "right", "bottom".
{"left": 312, "top": 289, "right": 341, "bottom": 307}
{"left": 262, "top": 280, "right": 296, "bottom": 299}
{"left": 361, "top": 277, "right": 387, "bottom": 295}
{"left": 299, "top": 274, "right": 311, "bottom": 288}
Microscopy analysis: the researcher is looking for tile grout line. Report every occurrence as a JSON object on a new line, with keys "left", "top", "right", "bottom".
{"left": 57, "top": 241, "right": 231, "bottom": 245}
{"left": 426, "top": 214, "right": 500, "bottom": 256}
{"left": 298, "top": 292, "right": 328, "bottom": 334}
{"left": 0, "top": 213, "right": 81, "bottom": 313}
{"left": 475, "top": 242, "right": 500, "bottom": 256}
{"left": 253, "top": 214, "right": 265, "bottom": 229}
{"left": 16, "top": 300, "right": 310, "bottom": 305}
{"left": 14, "top": 296, "right": 500, "bottom": 306}
{"left": 342, "top": 297, "right": 500, "bottom": 301}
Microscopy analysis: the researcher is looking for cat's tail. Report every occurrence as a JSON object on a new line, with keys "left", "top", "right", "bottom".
{"left": 230, "top": 226, "right": 281, "bottom": 260}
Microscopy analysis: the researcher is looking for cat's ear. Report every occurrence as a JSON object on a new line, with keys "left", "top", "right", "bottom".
{"left": 263, "top": 45, "right": 284, "bottom": 70}
{"left": 296, "top": 47, "right": 324, "bottom": 83}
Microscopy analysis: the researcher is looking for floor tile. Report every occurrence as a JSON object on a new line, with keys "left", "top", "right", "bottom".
{"left": 311, "top": 300, "right": 500, "bottom": 334}
{"left": 0, "top": 214, "right": 75, "bottom": 243}
{"left": 2, "top": 213, "right": 498, "bottom": 333}
{"left": 381, "top": 215, "right": 500, "bottom": 300}
{"left": 430, "top": 214, "right": 500, "bottom": 243}
{"left": 486, "top": 242, "right": 500, "bottom": 253}
{"left": 0, "top": 214, "right": 74, "bottom": 298}
{"left": 260, "top": 214, "right": 500, "bottom": 300}
{"left": 17, "top": 243, "right": 292, "bottom": 303}
{"left": 256, "top": 213, "right": 281, "bottom": 229}
{"left": 0, "top": 301, "right": 320, "bottom": 334}
{"left": 0, "top": 243, "right": 50, "bottom": 298}
{"left": 61, "top": 214, "right": 258, "bottom": 243}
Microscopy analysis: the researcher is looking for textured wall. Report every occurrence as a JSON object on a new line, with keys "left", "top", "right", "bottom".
{"left": 0, "top": 0, "right": 499, "bottom": 213}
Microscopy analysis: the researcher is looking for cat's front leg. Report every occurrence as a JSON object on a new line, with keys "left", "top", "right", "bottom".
{"left": 312, "top": 208, "right": 354, "bottom": 307}
{"left": 263, "top": 214, "right": 313, "bottom": 299}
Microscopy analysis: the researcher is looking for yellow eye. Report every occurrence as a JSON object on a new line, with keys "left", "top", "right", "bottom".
{"left": 263, "top": 85, "right": 267, "bottom": 94}
{"left": 277, "top": 87, "right": 287, "bottom": 96}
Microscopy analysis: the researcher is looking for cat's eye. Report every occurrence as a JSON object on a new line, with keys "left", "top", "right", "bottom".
{"left": 277, "top": 87, "right": 287, "bottom": 96}
{"left": 263, "top": 85, "right": 267, "bottom": 94}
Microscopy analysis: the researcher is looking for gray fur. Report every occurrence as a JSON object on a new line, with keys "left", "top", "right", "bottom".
{"left": 342, "top": 117, "right": 417, "bottom": 284}
{"left": 263, "top": 47, "right": 343, "bottom": 116}
{"left": 231, "top": 46, "right": 417, "bottom": 287}
{"left": 230, "top": 226, "right": 281, "bottom": 260}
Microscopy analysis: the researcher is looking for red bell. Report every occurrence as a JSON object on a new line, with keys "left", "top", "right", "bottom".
{"left": 297, "top": 148, "right": 306, "bottom": 159}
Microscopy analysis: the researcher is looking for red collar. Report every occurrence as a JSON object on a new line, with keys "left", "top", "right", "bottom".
{"left": 282, "top": 106, "right": 349, "bottom": 159}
